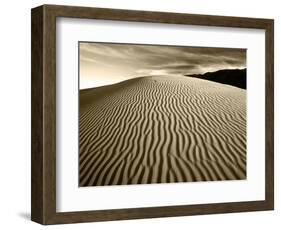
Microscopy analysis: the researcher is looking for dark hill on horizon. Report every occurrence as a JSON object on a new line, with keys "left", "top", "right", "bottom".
{"left": 186, "top": 68, "right": 246, "bottom": 89}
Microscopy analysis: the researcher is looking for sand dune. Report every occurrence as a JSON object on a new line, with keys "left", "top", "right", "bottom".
{"left": 79, "top": 75, "right": 246, "bottom": 186}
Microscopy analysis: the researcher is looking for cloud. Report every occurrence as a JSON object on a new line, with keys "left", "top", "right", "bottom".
{"left": 79, "top": 42, "right": 246, "bottom": 88}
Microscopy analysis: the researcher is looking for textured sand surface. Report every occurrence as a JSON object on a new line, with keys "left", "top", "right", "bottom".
{"left": 79, "top": 75, "right": 246, "bottom": 186}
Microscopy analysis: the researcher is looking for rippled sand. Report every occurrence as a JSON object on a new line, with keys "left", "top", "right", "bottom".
{"left": 79, "top": 75, "right": 246, "bottom": 186}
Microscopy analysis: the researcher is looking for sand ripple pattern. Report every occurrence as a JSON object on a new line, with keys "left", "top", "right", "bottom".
{"left": 79, "top": 75, "right": 246, "bottom": 186}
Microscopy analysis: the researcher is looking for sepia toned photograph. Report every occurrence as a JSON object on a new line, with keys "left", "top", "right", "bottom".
{"left": 79, "top": 42, "right": 247, "bottom": 187}
{"left": 31, "top": 5, "right": 274, "bottom": 224}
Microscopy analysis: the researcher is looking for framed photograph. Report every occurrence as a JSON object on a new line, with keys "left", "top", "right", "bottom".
{"left": 31, "top": 4, "right": 274, "bottom": 225}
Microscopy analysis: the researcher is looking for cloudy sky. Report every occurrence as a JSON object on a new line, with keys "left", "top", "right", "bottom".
{"left": 80, "top": 42, "right": 246, "bottom": 89}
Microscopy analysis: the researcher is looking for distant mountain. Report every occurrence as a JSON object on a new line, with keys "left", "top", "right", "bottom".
{"left": 186, "top": 68, "right": 246, "bottom": 89}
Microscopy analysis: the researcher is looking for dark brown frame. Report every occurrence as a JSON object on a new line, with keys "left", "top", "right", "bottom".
{"left": 31, "top": 4, "right": 274, "bottom": 225}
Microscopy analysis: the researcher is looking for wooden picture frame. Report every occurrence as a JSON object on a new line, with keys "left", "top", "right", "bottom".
{"left": 31, "top": 4, "right": 274, "bottom": 225}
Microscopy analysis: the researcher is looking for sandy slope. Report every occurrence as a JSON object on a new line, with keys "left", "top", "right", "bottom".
{"left": 79, "top": 75, "right": 246, "bottom": 186}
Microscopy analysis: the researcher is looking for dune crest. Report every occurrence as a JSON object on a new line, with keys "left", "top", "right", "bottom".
{"left": 79, "top": 75, "right": 246, "bottom": 186}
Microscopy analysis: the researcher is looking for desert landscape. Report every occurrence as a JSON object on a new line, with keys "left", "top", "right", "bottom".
{"left": 79, "top": 74, "right": 246, "bottom": 186}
